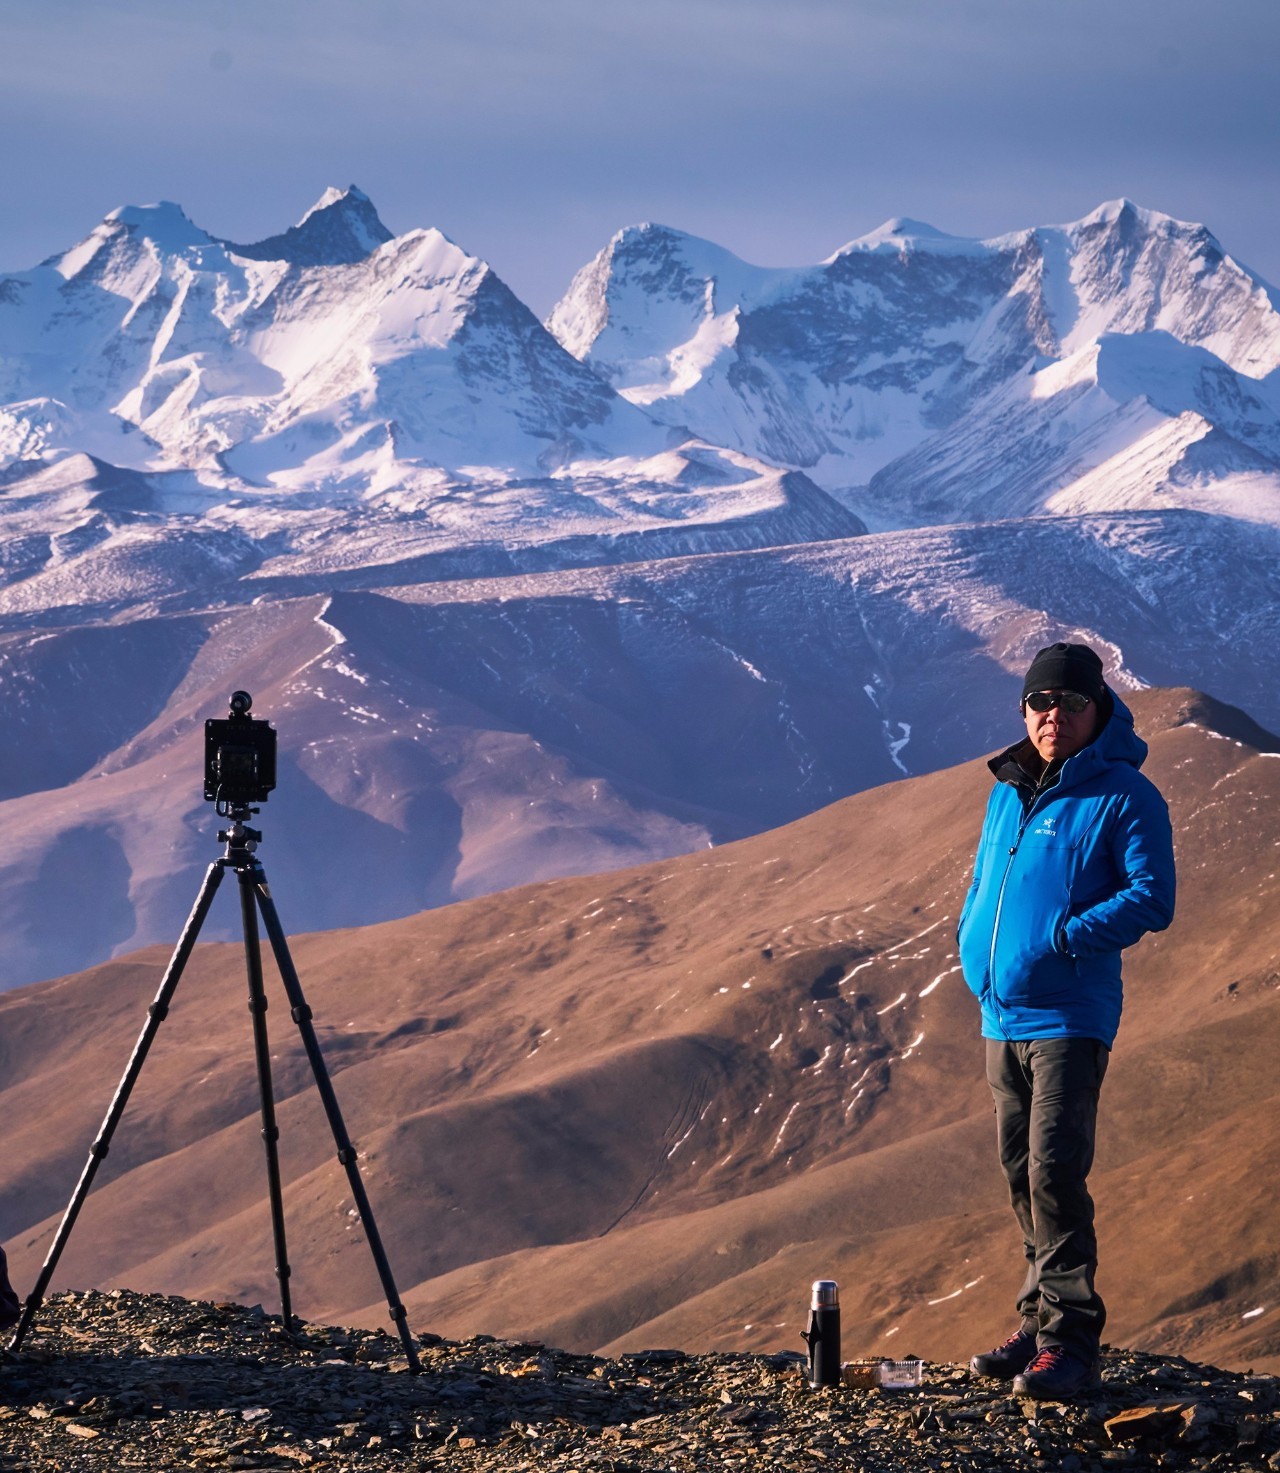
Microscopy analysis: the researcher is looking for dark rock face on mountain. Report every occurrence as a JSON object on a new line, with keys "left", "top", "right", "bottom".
{"left": 224, "top": 184, "right": 394, "bottom": 266}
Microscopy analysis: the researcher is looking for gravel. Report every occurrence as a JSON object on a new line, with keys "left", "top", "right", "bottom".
{"left": 0, "top": 1290, "right": 1276, "bottom": 1471}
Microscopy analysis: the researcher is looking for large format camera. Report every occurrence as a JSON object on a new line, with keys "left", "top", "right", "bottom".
{"left": 203, "top": 690, "right": 277, "bottom": 809}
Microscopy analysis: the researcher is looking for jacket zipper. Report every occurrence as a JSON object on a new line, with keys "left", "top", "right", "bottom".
{"left": 987, "top": 789, "right": 1052, "bottom": 1035}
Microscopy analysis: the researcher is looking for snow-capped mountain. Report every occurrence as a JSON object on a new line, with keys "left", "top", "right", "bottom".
{"left": 0, "top": 187, "right": 669, "bottom": 485}
{"left": 548, "top": 202, "right": 1280, "bottom": 523}
{"left": 0, "top": 190, "right": 862, "bottom": 613}
{"left": 5, "top": 190, "right": 1278, "bottom": 546}
{"left": 2, "top": 190, "right": 1279, "bottom": 987}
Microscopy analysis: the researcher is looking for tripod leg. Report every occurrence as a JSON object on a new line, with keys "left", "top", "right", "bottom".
{"left": 251, "top": 865, "right": 422, "bottom": 1373}
{"left": 6, "top": 859, "right": 227, "bottom": 1355}
{"left": 237, "top": 865, "right": 295, "bottom": 1334}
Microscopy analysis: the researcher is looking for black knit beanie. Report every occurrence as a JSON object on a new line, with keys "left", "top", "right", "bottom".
{"left": 1021, "top": 642, "right": 1107, "bottom": 704}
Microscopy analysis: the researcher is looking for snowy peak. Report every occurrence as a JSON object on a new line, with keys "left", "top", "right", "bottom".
{"left": 601, "top": 221, "right": 763, "bottom": 279}
{"left": 548, "top": 223, "right": 785, "bottom": 351}
{"left": 211, "top": 209, "right": 665, "bottom": 480}
{"left": 382, "top": 225, "right": 484, "bottom": 291}
{"left": 299, "top": 184, "right": 376, "bottom": 223}
{"left": 872, "top": 215, "right": 948, "bottom": 237}
{"left": 1073, "top": 197, "right": 1188, "bottom": 235}
{"left": 52, "top": 201, "right": 215, "bottom": 281}
{"left": 828, "top": 216, "right": 980, "bottom": 257}
{"left": 1046, "top": 200, "right": 1280, "bottom": 376}
{"left": 857, "top": 324, "right": 1280, "bottom": 532}
{"left": 104, "top": 201, "right": 212, "bottom": 248}
{"left": 546, "top": 223, "right": 791, "bottom": 396}
{"left": 227, "top": 183, "right": 393, "bottom": 266}
{"left": 833, "top": 201, "right": 1222, "bottom": 264}
{"left": 1087, "top": 331, "right": 1258, "bottom": 410}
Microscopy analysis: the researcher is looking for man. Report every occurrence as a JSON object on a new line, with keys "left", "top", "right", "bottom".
{"left": 958, "top": 642, "right": 1175, "bottom": 1398}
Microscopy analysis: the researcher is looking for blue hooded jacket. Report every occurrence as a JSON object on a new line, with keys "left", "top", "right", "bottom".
{"left": 957, "top": 691, "right": 1175, "bottom": 1046}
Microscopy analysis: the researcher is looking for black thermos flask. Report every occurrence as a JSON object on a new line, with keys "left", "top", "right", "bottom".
{"left": 801, "top": 1278, "right": 841, "bottom": 1387}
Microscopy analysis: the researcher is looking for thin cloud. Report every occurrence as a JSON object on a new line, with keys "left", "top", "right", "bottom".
{"left": 1, "top": 0, "right": 1277, "bottom": 310}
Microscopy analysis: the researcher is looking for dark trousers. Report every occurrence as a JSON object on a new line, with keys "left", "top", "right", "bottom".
{"left": 985, "top": 1036, "right": 1109, "bottom": 1359}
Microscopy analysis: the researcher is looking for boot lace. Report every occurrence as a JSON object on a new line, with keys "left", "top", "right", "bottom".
{"left": 1025, "top": 1345, "right": 1068, "bottom": 1374}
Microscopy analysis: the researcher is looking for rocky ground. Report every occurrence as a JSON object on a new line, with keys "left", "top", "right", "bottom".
{"left": 0, "top": 1291, "right": 1276, "bottom": 1472}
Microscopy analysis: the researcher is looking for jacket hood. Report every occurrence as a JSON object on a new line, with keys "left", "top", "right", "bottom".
{"left": 989, "top": 688, "right": 1148, "bottom": 795}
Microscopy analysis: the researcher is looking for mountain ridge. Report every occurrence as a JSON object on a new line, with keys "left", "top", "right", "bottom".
{"left": 547, "top": 199, "right": 1280, "bottom": 514}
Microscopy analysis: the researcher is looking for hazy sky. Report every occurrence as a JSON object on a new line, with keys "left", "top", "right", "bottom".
{"left": 3, "top": 0, "right": 1277, "bottom": 314}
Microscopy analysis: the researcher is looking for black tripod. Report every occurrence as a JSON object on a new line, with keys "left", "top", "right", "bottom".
{"left": 6, "top": 806, "right": 421, "bottom": 1373}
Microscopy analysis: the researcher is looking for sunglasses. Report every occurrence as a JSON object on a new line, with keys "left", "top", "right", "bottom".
{"left": 1024, "top": 690, "right": 1092, "bottom": 714}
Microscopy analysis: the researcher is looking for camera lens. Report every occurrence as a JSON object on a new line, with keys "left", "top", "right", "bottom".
{"left": 229, "top": 690, "right": 253, "bottom": 716}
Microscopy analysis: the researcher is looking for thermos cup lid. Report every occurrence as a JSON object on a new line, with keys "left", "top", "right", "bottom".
{"left": 810, "top": 1279, "right": 839, "bottom": 1308}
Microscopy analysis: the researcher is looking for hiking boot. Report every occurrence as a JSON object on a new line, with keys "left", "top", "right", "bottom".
{"left": 1012, "top": 1344, "right": 1101, "bottom": 1399}
{"left": 969, "top": 1327, "right": 1037, "bottom": 1379}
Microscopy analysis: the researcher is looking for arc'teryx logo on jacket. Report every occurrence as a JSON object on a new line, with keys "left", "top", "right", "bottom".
{"left": 956, "top": 693, "right": 1176, "bottom": 1046}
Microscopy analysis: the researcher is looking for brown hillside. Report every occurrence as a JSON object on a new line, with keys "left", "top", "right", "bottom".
{"left": 1, "top": 687, "right": 1277, "bottom": 1374}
